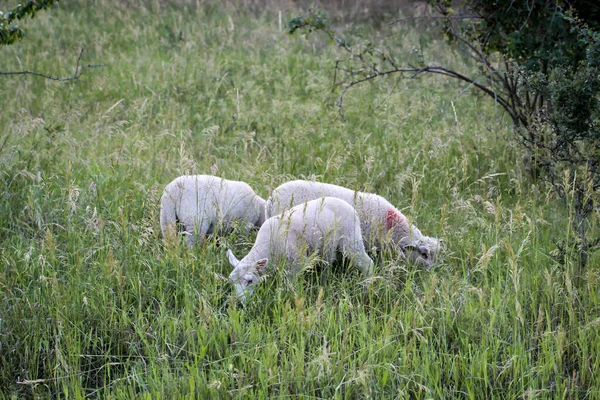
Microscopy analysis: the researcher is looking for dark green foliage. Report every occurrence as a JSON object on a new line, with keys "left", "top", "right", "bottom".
{"left": 286, "top": 8, "right": 330, "bottom": 37}
{"left": 430, "top": 0, "right": 600, "bottom": 127}
{"left": 0, "top": 0, "right": 58, "bottom": 45}
{"left": 449, "top": 0, "right": 600, "bottom": 72}
{"left": 519, "top": 18, "right": 600, "bottom": 267}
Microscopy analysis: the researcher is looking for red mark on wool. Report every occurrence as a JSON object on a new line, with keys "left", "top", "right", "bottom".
{"left": 385, "top": 209, "right": 406, "bottom": 230}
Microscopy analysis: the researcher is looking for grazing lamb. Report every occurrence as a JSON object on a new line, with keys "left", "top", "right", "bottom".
{"left": 227, "top": 197, "right": 374, "bottom": 302}
{"left": 160, "top": 175, "right": 266, "bottom": 246}
{"left": 266, "top": 180, "right": 441, "bottom": 269}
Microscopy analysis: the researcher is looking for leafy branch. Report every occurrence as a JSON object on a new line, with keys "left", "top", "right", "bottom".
{"left": 0, "top": 0, "right": 58, "bottom": 45}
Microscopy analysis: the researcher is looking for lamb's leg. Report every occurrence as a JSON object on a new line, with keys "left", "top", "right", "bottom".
{"left": 354, "top": 251, "right": 374, "bottom": 276}
{"left": 184, "top": 218, "right": 211, "bottom": 247}
{"left": 340, "top": 234, "right": 374, "bottom": 276}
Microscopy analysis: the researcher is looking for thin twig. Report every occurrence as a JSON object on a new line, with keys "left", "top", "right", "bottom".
{"left": 387, "top": 15, "right": 482, "bottom": 25}
{"left": 0, "top": 48, "right": 106, "bottom": 82}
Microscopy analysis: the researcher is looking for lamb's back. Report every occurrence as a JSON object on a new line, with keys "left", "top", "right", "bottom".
{"left": 267, "top": 180, "right": 357, "bottom": 216}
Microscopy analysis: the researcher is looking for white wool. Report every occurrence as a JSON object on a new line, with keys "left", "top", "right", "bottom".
{"left": 227, "top": 197, "right": 374, "bottom": 302}
{"left": 266, "top": 180, "right": 441, "bottom": 268}
{"left": 160, "top": 175, "right": 266, "bottom": 246}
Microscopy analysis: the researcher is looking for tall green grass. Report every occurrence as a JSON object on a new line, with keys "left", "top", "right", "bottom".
{"left": 1, "top": 1, "right": 599, "bottom": 398}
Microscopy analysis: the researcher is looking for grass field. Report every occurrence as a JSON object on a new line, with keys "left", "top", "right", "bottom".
{"left": 1, "top": 1, "right": 599, "bottom": 398}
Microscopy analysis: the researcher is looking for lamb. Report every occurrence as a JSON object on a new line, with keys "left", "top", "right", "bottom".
{"left": 160, "top": 175, "right": 266, "bottom": 246}
{"left": 227, "top": 197, "right": 374, "bottom": 302}
{"left": 266, "top": 180, "right": 441, "bottom": 269}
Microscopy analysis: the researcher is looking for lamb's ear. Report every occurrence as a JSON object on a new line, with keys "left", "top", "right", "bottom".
{"left": 255, "top": 258, "right": 269, "bottom": 275}
{"left": 402, "top": 244, "right": 416, "bottom": 255}
{"left": 227, "top": 249, "right": 239, "bottom": 268}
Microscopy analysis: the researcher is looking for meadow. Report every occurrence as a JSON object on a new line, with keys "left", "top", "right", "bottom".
{"left": 1, "top": 1, "right": 599, "bottom": 398}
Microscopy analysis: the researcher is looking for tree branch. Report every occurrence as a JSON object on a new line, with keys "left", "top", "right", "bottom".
{"left": 387, "top": 15, "right": 483, "bottom": 25}
{"left": 335, "top": 64, "right": 517, "bottom": 122}
{"left": 0, "top": 48, "right": 106, "bottom": 81}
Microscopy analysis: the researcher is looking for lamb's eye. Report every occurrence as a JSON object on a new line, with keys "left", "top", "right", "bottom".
{"left": 246, "top": 277, "right": 255, "bottom": 285}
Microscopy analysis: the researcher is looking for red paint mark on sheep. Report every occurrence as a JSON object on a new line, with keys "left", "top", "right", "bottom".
{"left": 385, "top": 209, "right": 406, "bottom": 230}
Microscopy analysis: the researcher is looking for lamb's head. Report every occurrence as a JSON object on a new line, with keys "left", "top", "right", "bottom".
{"left": 404, "top": 237, "right": 442, "bottom": 270}
{"left": 386, "top": 210, "right": 442, "bottom": 269}
{"left": 401, "top": 226, "right": 443, "bottom": 270}
{"left": 227, "top": 249, "right": 268, "bottom": 302}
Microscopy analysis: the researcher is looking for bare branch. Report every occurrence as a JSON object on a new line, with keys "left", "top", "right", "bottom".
{"left": 387, "top": 15, "right": 483, "bottom": 25}
{"left": 334, "top": 63, "right": 518, "bottom": 122}
{"left": 436, "top": 3, "right": 504, "bottom": 83}
{"left": 0, "top": 48, "right": 106, "bottom": 82}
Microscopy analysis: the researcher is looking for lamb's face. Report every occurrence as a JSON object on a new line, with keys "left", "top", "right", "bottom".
{"left": 397, "top": 226, "right": 442, "bottom": 270}
{"left": 405, "top": 237, "right": 441, "bottom": 270}
{"left": 229, "top": 269, "right": 260, "bottom": 302}
{"left": 227, "top": 249, "right": 268, "bottom": 303}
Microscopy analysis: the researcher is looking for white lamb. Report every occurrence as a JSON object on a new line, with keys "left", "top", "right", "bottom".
{"left": 160, "top": 175, "right": 266, "bottom": 246}
{"left": 227, "top": 197, "right": 374, "bottom": 302}
{"left": 266, "top": 180, "right": 441, "bottom": 269}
